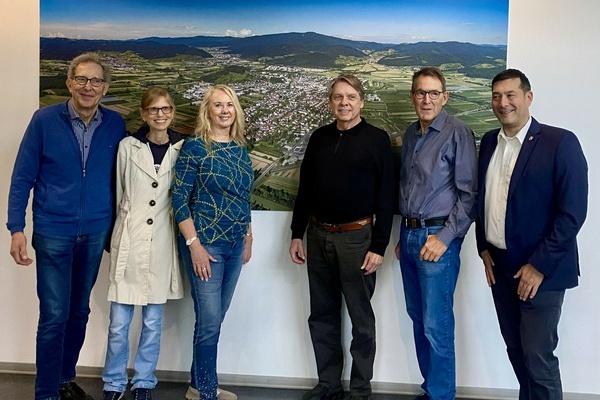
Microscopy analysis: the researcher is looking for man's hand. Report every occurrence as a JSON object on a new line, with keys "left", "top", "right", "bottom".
{"left": 419, "top": 235, "right": 448, "bottom": 262}
{"left": 10, "top": 232, "right": 33, "bottom": 266}
{"left": 289, "top": 239, "right": 306, "bottom": 265}
{"left": 514, "top": 263, "right": 544, "bottom": 301}
{"left": 480, "top": 250, "right": 496, "bottom": 286}
{"left": 361, "top": 251, "right": 383, "bottom": 275}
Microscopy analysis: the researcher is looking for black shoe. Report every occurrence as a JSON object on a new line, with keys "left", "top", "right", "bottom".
{"left": 59, "top": 382, "right": 94, "bottom": 400}
{"left": 102, "top": 391, "right": 124, "bottom": 400}
{"left": 133, "top": 388, "right": 152, "bottom": 400}
{"left": 349, "top": 396, "right": 371, "bottom": 400}
{"left": 415, "top": 394, "right": 430, "bottom": 400}
{"left": 302, "top": 384, "right": 344, "bottom": 400}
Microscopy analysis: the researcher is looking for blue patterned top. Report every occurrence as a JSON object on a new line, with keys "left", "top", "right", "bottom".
{"left": 172, "top": 136, "right": 253, "bottom": 244}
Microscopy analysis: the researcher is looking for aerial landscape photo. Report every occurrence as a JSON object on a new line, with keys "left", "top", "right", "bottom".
{"left": 40, "top": 0, "right": 509, "bottom": 210}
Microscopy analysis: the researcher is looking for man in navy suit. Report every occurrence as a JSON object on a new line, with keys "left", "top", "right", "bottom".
{"left": 476, "top": 69, "right": 588, "bottom": 400}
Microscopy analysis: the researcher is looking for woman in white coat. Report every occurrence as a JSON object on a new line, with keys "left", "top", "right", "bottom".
{"left": 102, "top": 87, "right": 184, "bottom": 400}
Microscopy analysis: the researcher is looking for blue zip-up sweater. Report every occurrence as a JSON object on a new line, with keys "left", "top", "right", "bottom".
{"left": 7, "top": 101, "right": 126, "bottom": 236}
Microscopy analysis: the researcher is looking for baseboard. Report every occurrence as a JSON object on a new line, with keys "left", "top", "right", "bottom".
{"left": 1, "top": 362, "right": 597, "bottom": 400}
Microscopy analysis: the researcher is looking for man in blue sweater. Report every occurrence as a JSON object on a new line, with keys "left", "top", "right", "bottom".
{"left": 7, "top": 52, "right": 126, "bottom": 400}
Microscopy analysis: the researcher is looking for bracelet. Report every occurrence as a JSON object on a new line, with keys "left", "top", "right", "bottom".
{"left": 245, "top": 232, "right": 253, "bottom": 237}
{"left": 185, "top": 236, "right": 198, "bottom": 246}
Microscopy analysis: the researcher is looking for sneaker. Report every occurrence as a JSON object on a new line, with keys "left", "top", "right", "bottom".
{"left": 132, "top": 388, "right": 152, "bottom": 400}
{"left": 102, "top": 391, "right": 124, "bottom": 400}
{"left": 59, "top": 382, "right": 94, "bottom": 400}
{"left": 185, "top": 386, "right": 238, "bottom": 400}
{"left": 301, "top": 384, "right": 344, "bottom": 400}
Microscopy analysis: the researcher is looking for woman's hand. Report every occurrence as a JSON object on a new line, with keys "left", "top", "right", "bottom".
{"left": 243, "top": 235, "right": 253, "bottom": 264}
{"left": 190, "top": 241, "right": 217, "bottom": 281}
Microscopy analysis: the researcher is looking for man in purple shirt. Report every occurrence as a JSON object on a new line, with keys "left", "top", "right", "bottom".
{"left": 395, "top": 67, "right": 477, "bottom": 400}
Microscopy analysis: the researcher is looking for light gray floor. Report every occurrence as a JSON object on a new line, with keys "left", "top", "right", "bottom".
{"left": 0, "top": 372, "right": 448, "bottom": 399}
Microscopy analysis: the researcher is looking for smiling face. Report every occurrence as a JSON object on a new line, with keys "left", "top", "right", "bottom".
{"left": 66, "top": 61, "right": 108, "bottom": 116}
{"left": 329, "top": 81, "right": 364, "bottom": 130}
{"left": 208, "top": 89, "right": 236, "bottom": 133}
{"left": 141, "top": 96, "right": 174, "bottom": 134}
{"left": 492, "top": 77, "right": 533, "bottom": 137}
{"left": 411, "top": 75, "right": 449, "bottom": 131}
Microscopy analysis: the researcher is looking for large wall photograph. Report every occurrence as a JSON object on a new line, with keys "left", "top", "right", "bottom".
{"left": 40, "top": 0, "right": 508, "bottom": 211}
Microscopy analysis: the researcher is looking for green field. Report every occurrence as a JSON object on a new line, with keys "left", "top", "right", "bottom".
{"left": 40, "top": 51, "right": 502, "bottom": 210}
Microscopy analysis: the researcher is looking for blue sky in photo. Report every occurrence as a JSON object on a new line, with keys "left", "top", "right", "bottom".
{"left": 41, "top": 0, "right": 508, "bottom": 45}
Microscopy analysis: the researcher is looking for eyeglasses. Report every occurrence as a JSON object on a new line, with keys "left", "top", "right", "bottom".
{"left": 72, "top": 76, "right": 105, "bottom": 87}
{"left": 412, "top": 89, "right": 443, "bottom": 100}
{"left": 144, "top": 106, "right": 174, "bottom": 115}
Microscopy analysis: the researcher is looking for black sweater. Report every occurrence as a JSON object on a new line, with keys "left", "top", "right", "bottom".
{"left": 291, "top": 118, "right": 394, "bottom": 256}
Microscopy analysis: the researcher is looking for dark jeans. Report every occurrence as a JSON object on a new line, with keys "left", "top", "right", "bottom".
{"left": 32, "top": 230, "right": 108, "bottom": 400}
{"left": 306, "top": 221, "right": 376, "bottom": 397}
{"left": 488, "top": 245, "right": 565, "bottom": 400}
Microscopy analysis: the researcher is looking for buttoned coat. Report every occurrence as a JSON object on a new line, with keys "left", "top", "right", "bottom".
{"left": 108, "top": 133, "right": 184, "bottom": 305}
{"left": 475, "top": 118, "right": 588, "bottom": 291}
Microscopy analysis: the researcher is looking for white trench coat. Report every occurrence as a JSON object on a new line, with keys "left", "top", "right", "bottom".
{"left": 108, "top": 135, "right": 184, "bottom": 305}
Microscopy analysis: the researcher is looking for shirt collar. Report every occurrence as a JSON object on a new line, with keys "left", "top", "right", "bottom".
{"left": 413, "top": 109, "right": 448, "bottom": 137}
{"left": 67, "top": 99, "right": 101, "bottom": 123}
{"left": 498, "top": 116, "right": 531, "bottom": 145}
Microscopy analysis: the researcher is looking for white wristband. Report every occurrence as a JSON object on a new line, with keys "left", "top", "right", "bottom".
{"left": 186, "top": 236, "right": 198, "bottom": 246}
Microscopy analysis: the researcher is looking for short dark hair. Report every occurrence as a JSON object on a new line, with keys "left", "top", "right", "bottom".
{"left": 327, "top": 74, "right": 365, "bottom": 100}
{"left": 411, "top": 67, "right": 446, "bottom": 92}
{"left": 492, "top": 68, "right": 531, "bottom": 92}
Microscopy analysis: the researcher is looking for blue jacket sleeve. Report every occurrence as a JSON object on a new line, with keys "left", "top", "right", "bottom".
{"left": 7, "top": 113, "right": 43, "bottom": 234}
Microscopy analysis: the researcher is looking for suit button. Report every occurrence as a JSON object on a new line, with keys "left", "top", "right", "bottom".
{"left": 147, "top": 218, "right": 153, "bottom": 225}
{"left": 152, "top": 182, "right": 158, "bottom": 188}
{"left": 149, "top": 200, "right": 156, "bottom": 206}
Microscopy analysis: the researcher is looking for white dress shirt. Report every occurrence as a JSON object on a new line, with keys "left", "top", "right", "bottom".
{"left": 484, "top": 118, "right": 531, "bottom": 249}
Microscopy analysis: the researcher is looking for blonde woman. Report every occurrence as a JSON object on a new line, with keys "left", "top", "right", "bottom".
{"left": 102, "top": 87, "right": 184, "bottom": 400}
{"left": 172, "top": 85, "right": 253, "bottom": 400}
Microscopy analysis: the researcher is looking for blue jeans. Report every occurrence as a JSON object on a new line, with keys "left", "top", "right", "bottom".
{"left": 399, "top": 225, "right": 463, "bottom": 400}
{"left": 32, "top": 230, "right": 108, "bottom": 400}
{"left": 179, "top": 237, "right": 244, "bottom": 400}
{"left": 102, "top": 302, "right": 165, "bottom": 392}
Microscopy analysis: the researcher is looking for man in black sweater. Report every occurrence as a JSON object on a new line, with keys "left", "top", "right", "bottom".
{"left": 289, "top": 74, "right": 394, "bottom": 400}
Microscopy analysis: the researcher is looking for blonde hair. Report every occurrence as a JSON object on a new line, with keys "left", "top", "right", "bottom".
{"left": 195, "top": 85, "right": 246, "bottom": 147}
{"left": 141, "top": 86, "right": 175, "bottom": 110}
{"left": 327, "top": 74, "right": 365, "bottom": 100}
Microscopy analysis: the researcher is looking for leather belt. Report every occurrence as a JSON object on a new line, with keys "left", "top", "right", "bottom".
{"left": 310, "top": 216, "right": 372, "bottom": 233}
{"left": 403, "top": 217, "right": 447, "bottom": 229}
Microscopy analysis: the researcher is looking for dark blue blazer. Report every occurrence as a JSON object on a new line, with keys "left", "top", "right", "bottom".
{"left": 475, "top": 118, "right": 588, "bottom": 291}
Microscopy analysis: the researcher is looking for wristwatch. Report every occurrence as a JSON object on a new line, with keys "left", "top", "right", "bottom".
{"left": 186, "top": 236, "right": 198, "bottom": 246}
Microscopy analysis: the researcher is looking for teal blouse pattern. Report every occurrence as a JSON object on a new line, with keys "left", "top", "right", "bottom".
{"left": 172, "top": 136, "right": 253, "bottom": 244}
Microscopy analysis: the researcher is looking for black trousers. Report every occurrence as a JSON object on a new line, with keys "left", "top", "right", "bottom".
{"left": 488, "top": 245, "right": 565, "bottom": 400}
{"left": 306, "top": 221, "right": 376, "bottom": 397}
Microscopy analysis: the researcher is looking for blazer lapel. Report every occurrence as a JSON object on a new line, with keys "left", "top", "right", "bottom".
{"left": 508, "top": 118, "right": 542, "bottom": 200}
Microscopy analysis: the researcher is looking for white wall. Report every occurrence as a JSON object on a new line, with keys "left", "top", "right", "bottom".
{"left": 1, "top": 0, "right": 598, "bottom": 396}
